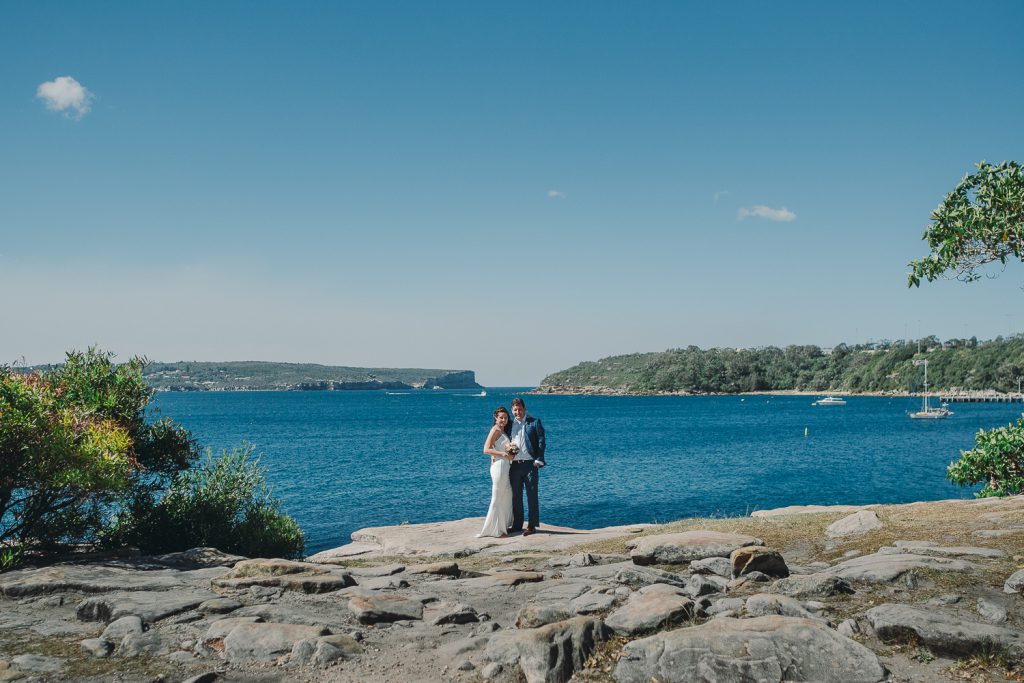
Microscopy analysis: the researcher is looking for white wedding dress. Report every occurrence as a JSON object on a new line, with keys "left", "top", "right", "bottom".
{"left": 477, "top": 433, "right": 513, "bottom": 538}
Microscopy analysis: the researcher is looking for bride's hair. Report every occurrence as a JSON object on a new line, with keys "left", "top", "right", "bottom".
{"left": 493, "top": 406, "right": 510, "bottom": 424}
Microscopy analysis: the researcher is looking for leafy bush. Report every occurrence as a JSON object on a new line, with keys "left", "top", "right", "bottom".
{"left": 1, "top": 349, "right": 197, "bottom": 553}
{"left": 947, "top": 414, "right": 1024, "bottom": 497}
{"left": 111, "top": 445, "right": 304, "bottom": 558}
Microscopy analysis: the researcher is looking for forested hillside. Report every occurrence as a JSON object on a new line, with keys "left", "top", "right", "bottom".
{"left": 538, "top": 335, "right": 1024, "bottom": 394}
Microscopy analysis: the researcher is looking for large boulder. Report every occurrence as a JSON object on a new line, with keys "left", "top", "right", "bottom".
{"left": 730, "top": 547, "right": 789, "bottom": 578}
{"left": 628, "top": 531, "right": 763, "bottom": 565}
{"left": 867, "top": 604, "right": 1024, "bottom": 663}
{"left": 825, "top": 510, "right": 883, "bottom": 538}
{"left": 828, "top": 552, "right": 974, "bottom": 583}
{"left": 486, "top": 616, "right": 610, "bottom": 683}
{"left": 1004, "top": 568, "right": 1024, "bottom": 594}
{"left": 605, "top": 584, "right": 694, "bottom": 636}
{"left": 213, "top": 559, "right": 354, "bottom": 594}
{"left": 614, "top": 616, "right": 888, "bottom": 683}
{"left": 768, "top": 573, "right": 854, "bottom": 598}
{"left": 222, "top": 622, "right": 331, "bottom": 663}
{"left": 347, "top": 593, "right": 424, "bottom": 624}
{"left": 745, "top": 594, "right": 823, "bottom": 621}
{"left": 76, "top": 590, "right": 219, "bottom": 624}
{"left": 559, "top": 562, "right": 687, "bottom": 588}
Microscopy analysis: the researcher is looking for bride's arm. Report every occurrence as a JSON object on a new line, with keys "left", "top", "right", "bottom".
{"left": 483, "top": 427, "right": 508, "bottom": 458}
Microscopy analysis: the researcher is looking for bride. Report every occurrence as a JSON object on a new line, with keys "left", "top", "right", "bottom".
{"left": 477, "top": 406, "right": 515, "bottom": 538}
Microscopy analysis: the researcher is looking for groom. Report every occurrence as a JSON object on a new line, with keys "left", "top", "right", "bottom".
{"left": 506, "top": 397, "right": 545, "bottom": 536}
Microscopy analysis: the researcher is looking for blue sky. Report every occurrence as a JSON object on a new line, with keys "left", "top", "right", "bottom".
{"left": 2, "top": 2, "right": 1022, "bottom": 385}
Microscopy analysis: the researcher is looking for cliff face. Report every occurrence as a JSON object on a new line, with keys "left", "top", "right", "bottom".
{"left": 417, "top": 371, "right": 482, "bottom": 390}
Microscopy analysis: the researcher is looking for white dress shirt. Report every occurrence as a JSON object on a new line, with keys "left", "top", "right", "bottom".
{"left": 510, "top": 417, "right": 533, "bottom": 461}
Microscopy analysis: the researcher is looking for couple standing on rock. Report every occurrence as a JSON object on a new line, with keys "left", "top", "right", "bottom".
{"left": 477, "top": 397, "right": 546, "bottom": 538}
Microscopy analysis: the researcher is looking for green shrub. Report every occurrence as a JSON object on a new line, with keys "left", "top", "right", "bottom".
{"left": 1, "top": 349, "right": 197, "bottom": 554}
{"left": 947, "top": 414, "right": 1024, "bottom": 497}
{"left": 111, "top": 445, "right": 304, "bottom": 558}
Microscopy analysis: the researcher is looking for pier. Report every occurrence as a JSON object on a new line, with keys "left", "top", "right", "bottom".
{"left": 939, "top": 392, "right": 1024, "bottom": 403}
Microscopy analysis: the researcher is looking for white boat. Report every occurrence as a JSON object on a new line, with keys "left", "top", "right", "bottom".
{"left": 909, "top": 359, "right": 952, "bottom": 419}
{"left": 812, "top": 396, "right": 846, "bottom": 406}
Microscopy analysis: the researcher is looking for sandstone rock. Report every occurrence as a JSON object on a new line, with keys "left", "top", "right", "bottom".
{"left": 751, "top": 504, "right": 870, "bottom": 517}
{"left": 10, "top": 654, "right": 64, "bottom": 674}
{"left": 614, "top": 616, "right": 887, "bottom": 683}
{"left": 533, "top": 581, "right": 592, "bottom": 602}
{"left": 481, "top": 662, "right": 502, "bottom": 679}
{"left": 704, "top": 597, "right": 745, "bottom": 616}
{"left": 213, "top": 558, "right": 354, "bottom": 593}
{"left": 76, "top": 589, "right": 219, "bottom": 624}
{"left": 1004, "top": 568, "right": 1024, "bottom": 594}
{"left": 290, "top": 634, "right": 361, "bottom": 667}
{"left": 569, "top": 553, "right": 596, "bottom": 567}
{"left": 119, "top": 631, "right": 175, "bottom": 657}
{"left": 203, "top": 616, "right": 265, "bottom": 649}
{"left": 182, "top": 674, "right": 221, "bottom": 683}
{"left": 486, "top": 616, "right": 610, "bottom": 683}
{"left": 569, "top": 591, "right": 616, "bottom": 615}
{"left": 837, "top": 619, "right": 859, "bottom": 637}
{"left": 359, "top": 576, "right": 410, "bottom": 591}
{"left": 0, "top": 565, "right": 184, "bottom": 597}
{"left": 79, "top": 638, "right": 113, "bottom": 658}
{"left": 890, "top": 541, "right": 1006, "bottom": 559}
{"left": 825, "top": 510, "right": 883, "bottom": 538}
{"left": 867, "top": 603, "right": 1024, "bottom": 662}
{"left": 516, "top": 605, "right": 572, "bottom": 629}
{"left": 348, "top": 564, "right": 405, "bottom": 577}
{"left": 348, "top": 594, "right": 424, "bottom": 623}
{"left": 101, "top": 615, "right": 144, "bottom": 641}
{"left": 745, "top": 593, "right": 822, "bottom": 621}
{"left": 689, "top": 556, "right": 732, "bottom": 577}
{"left": 197, "top": 598, "right": 242, "bottom": 614}
{"left": 731, "top": 547, "right": 789, "bottom": 578}
{"left": 828, "top": 553, "right": 974, "bottom": 583}
{"left": 927, "top": 593, "right": 962, "bottom": 606}
{"left": 605, "top": 584, "right": 693, "bottom": 635}
{"left": 768, "top": 573, "right": 854, "bottom": 598}
{"left": 223, "top": 622, "right": 331, "bottom": 662}
{"left": 628, "top": 531, "right": 763, "bottom": 565}
{"left": 977, "top": 597, "right": 1008, "bottom": 624}
{"left": 559, "top": 561, "right": 687, "bottom": 588}
{"left": 685, "top": 574, "right": 725, "bottom": 598}
{"left": 406, "top": 561, "right": 460, "bottom": 577}
{"left": 152, "top": 547, "right": 246, "bottom": 568}
{"left": 431, "top": 602, "right": 480, "bottom": 625}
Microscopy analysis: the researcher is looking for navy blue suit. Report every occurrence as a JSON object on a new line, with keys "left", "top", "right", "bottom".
{"left": 505, "top": 416, "right": 546, "bottom": 531}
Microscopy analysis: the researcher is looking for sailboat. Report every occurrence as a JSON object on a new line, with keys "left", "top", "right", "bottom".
{"left": 909, "top": 359, "right": 952, "bottom": 419}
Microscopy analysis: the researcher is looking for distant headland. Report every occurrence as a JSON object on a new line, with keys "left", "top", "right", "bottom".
{"left": 135, "top": 361, "right": 483, "bottom": 392}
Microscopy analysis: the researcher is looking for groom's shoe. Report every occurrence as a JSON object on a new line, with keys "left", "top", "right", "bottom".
{"left": 523, "top": 527, "right": 536, "bottom": 536}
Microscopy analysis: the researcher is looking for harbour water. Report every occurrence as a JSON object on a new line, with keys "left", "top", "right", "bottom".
{"left": 151, "top": 389, "right": 1024, "bottom": 555}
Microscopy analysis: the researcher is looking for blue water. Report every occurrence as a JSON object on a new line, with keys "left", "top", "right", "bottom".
{"left": 150, "top": 390, "right": 1024, "bottom": 555}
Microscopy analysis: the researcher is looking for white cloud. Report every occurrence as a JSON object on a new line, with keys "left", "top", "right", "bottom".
{"left": 36, "top": 76, "right": 94, "bottom": 119}
{"left": 737, "top": 205, "right": 796, "bottom": 222}
{"left": 713, "top": 190, "right": 729, "bottom": 204}
{"left": 547, "top": 190, "right": 566, "bottom": 200}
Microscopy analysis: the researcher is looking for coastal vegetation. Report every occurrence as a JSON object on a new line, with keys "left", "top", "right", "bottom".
{"left": 947, "top": 414, "right": 1024, "bottom": 497}
{"left": 908, "top": 160, "right": 1024, "bottom": 286}
{"left": 538, "top": 334, "right": 1024, "bottom": 395}
{"left": 0, "top": 349, "right": 303, "bottom": 569}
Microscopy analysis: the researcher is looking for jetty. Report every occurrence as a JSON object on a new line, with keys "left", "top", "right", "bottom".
{"left": 939, "top": 390, "right": 1024, "bottom": 403}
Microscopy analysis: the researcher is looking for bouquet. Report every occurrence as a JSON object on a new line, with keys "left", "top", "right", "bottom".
{"left": 505, "top": 442, "right": 520, "bottom": 458}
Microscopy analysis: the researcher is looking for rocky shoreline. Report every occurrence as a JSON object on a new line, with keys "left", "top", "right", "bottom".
{"left": 1, "top": 496, "right": 1022, "bottom": 682}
